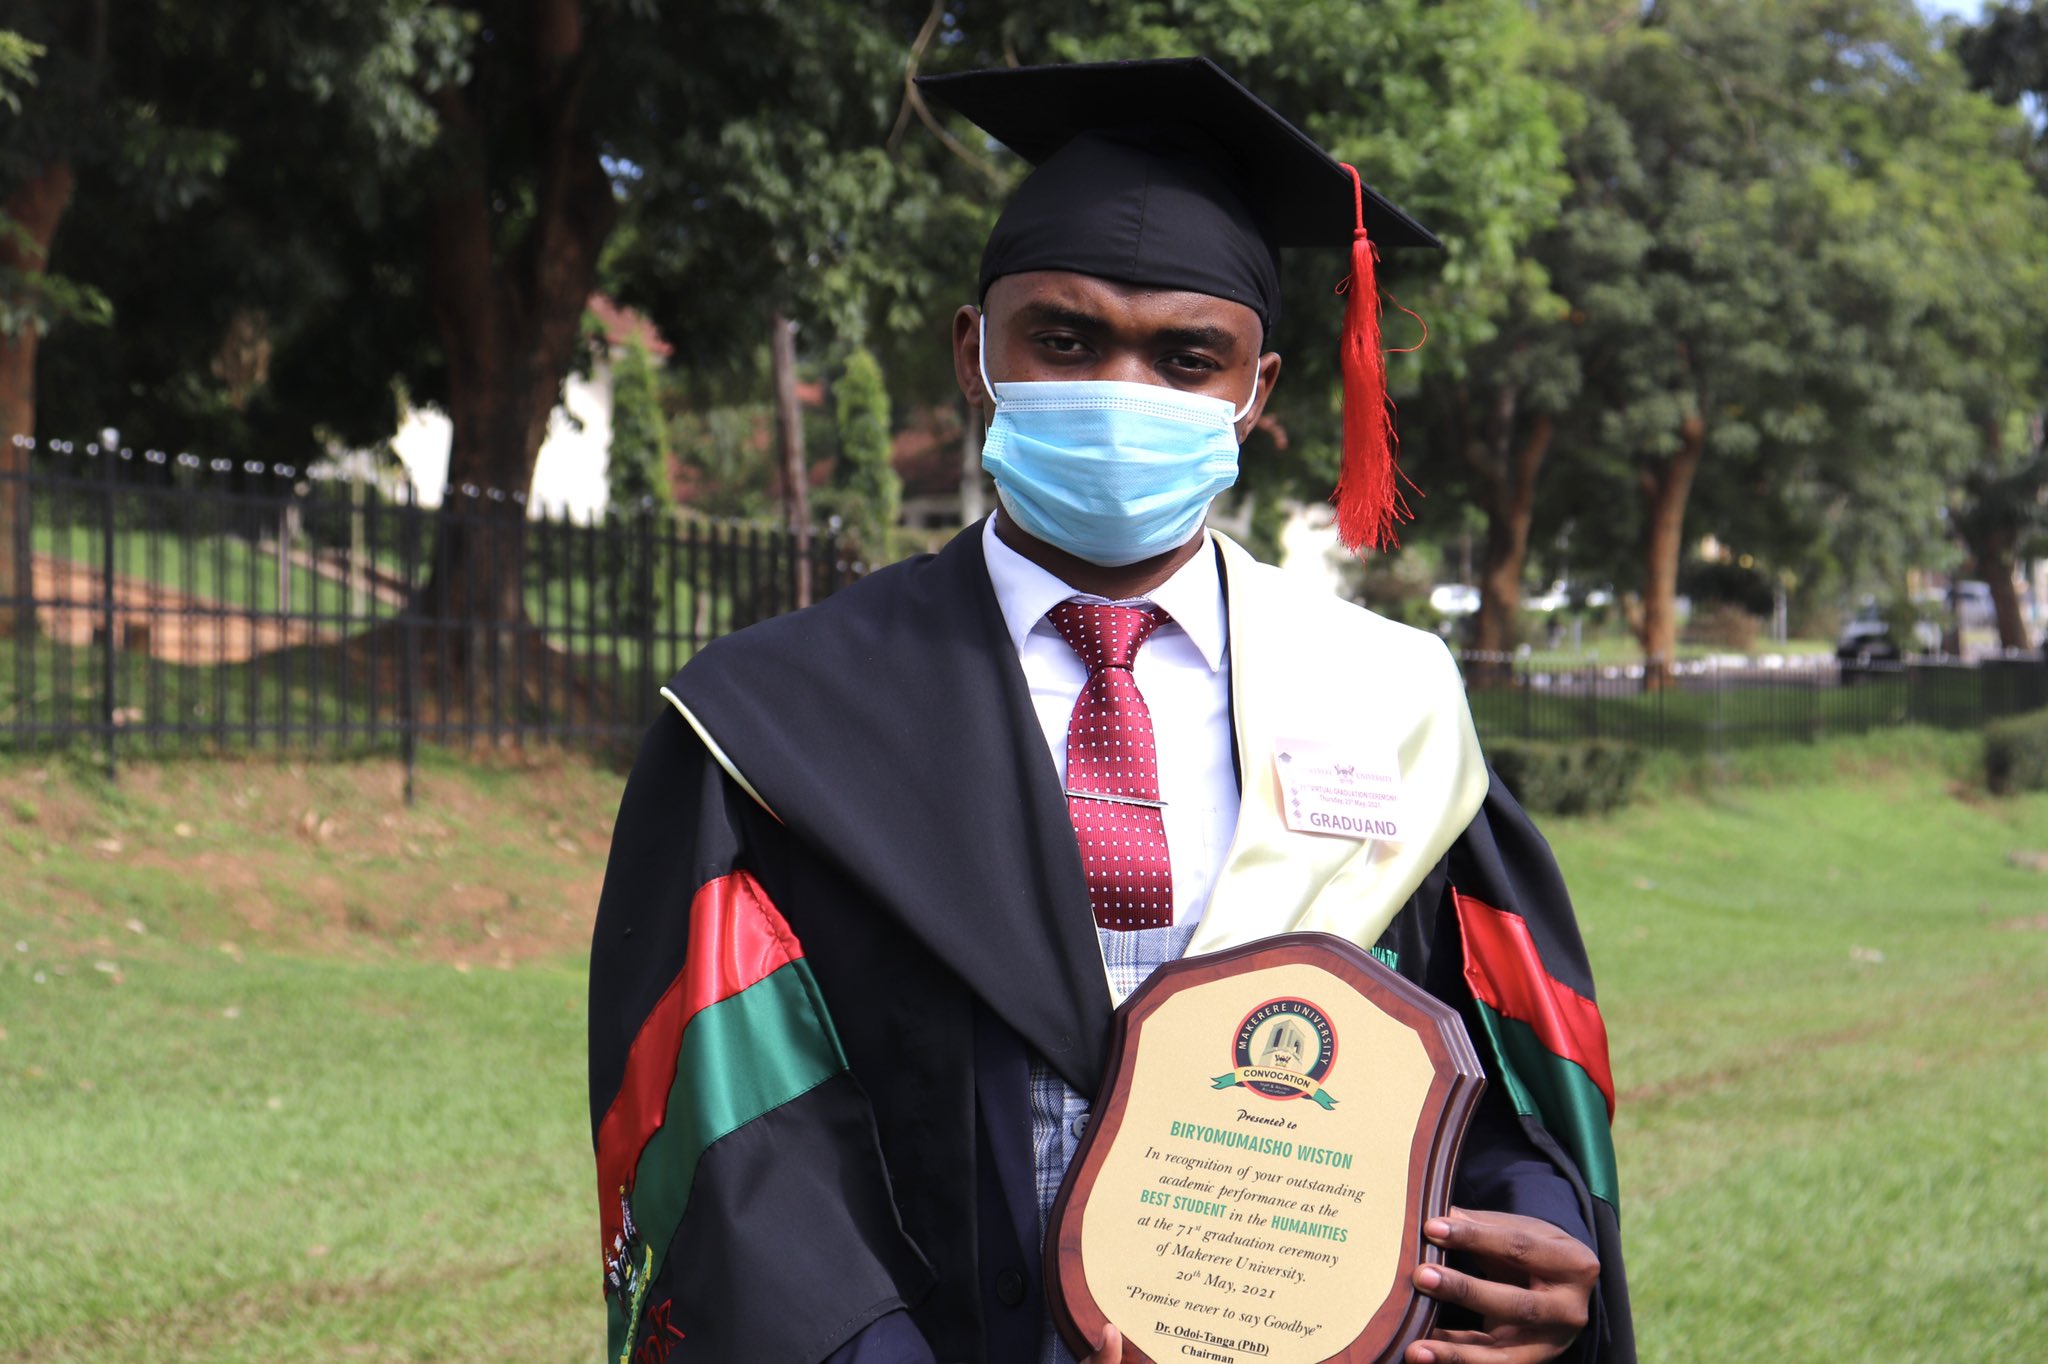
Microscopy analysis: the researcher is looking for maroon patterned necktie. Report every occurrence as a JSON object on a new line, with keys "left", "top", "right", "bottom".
{"left": 1048, "top": 600, "right": 1174, "bottom": 931}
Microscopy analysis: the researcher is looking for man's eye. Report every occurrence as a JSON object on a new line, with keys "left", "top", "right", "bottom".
{"left": 1037, "top": 334, "right": 1088, "bottom": 354}
{"left": 1164, "top": 353, "right": 1220, "bottom": 374}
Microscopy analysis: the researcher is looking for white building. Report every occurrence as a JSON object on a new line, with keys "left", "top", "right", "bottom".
{"left": 384, "top": 296, "right": 668, "bottom": 521}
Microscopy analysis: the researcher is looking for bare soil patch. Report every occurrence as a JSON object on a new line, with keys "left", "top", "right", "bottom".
{"left": 30, "top": 554, "right": 338, "bottom": 665}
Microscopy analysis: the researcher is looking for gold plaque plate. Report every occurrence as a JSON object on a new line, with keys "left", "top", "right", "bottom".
{"left": 1046, "top": 933, "right": 1485, "bottom": 1364}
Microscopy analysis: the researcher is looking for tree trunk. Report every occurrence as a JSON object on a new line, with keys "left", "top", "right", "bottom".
{"left": 1967, "top": 530, "right": 2029, "bottom": 650}
{"left": 418, "top": 0, "right": 616, "bottom": 638}
{"left": 770, "top": 308, "right": 812, "bottom": 608}
{"left": 0, "top": 160, "right": 79, "bottom": 639}
{"left": 1448, "top": 373, "right": 1553, "bottom": 691}
{"left": 1636, "top": 414, "right": 1707, "bottom": 691}
{"left": 1471, "top": 409, "right": 1553, "bottom": 656}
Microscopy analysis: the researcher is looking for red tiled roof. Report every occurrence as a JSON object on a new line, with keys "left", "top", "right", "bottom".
{"left": 588, "top": 294, "right": 672, "bottom": 359}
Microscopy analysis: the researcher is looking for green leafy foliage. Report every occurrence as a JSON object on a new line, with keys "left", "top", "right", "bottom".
{"left": 0, "top": 30, "right": 40, "bottom": 116}
{"left": 671, "top": 401, "right": 779, "bottom": 521}
{"left": 600, "top": 0, "right": 997, "bottom": 415}
{"left": 1960, "top": 2, "right": 2048, "bottom": 119}
{"left": 1984, "top": 706, "right": 2048, "bottom": 794}
{"left": 19, "top": 0, "right": 468, "bottom": 461}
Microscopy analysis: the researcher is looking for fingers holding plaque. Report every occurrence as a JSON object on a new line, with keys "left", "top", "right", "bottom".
{"left": 1046, "top": 934, "right": 1486, "bottom": 1364}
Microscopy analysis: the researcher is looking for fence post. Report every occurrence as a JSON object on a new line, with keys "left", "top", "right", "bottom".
{"left": 400, "top": 488, "right": 420, "bottom": 807}
{"left": 99, "top": 442, "right": 118, "bottom": 779}
{"left": 637, "top": 504, "right": 656, "bottom": 722}
{"left": 1711, "top": 661, "right": 1725, "bottom": 758}
{"left": 401, "top": 607, "right": 419, "bottom": 805}
{"left": 7, "top": 446, "right": 30, "bottom": 646}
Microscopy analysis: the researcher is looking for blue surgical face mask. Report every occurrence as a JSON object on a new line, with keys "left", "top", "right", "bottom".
{"left": 978, "top": 315, "right": 1257, "bottom": 567}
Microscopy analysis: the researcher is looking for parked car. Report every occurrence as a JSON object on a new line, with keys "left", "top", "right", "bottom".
{"left": 1835, "top": 602, "right": 1940, "bottom": 664}
{"left": 1429, "top": 583, "right": 1481, "bottom": 616}
{"left": 1835, "top": 612, "right": 1902, "bottom": 664}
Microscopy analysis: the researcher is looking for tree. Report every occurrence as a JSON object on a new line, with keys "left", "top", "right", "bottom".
{"left": 829, "top": 346, "right": 901, "bottom": 565}
{"left": 1961, "top": 2, "right": 2048, "bottom": 114}
{"left": 27, "top": 2, "right": 957, "bottom": 633}
{"left": 409, "top": 0, "right": 626, "bottom": 627}
{"left": 1951, "top": 429, "right": 2048, "bottom": 647}
{"left": 23, "top": 1, "right": 883, "bottom": 633}
{"left": 8, "top": 0, "right": 1614, "bottom": 643}
{"left": 30, "top": 4, "right": 460, "bottom": 459}
{"left": 1409, "top": 279, "right": 1581, "bottom": 655}
{"left": 604, "top": 336, "right": 673, "bottom": 634}
{"left": 613, "top": 0, "right": 1573, "bottom": 550}
{"left": 1487, "top": 0, "right": 2045, "bottom": 682}
{"left": 604, "top": 338, "right": 672, "bottom": 514}
{"left": 0, "top": 1, "right": 106, "bottom": 634}
{"left": 1956, "top": 2, "right": 2048, "bottom": 648}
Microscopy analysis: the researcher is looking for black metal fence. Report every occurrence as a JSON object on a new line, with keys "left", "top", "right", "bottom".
{"left": 8, "top": 439, "right": 2045, "bottom": 781}
{"left": 0, "top": 439, "right": 859, "bottom": 790}
{"left": 1458, "top": 649, "right": 2048, "bottom": 752}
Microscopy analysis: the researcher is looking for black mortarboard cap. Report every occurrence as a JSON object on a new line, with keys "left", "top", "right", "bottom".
{"left": 917, "top": 57, "right": 1437, "bottom": 553}
{"left": 916, "top": 57, "right": 1438, "bottom": 328}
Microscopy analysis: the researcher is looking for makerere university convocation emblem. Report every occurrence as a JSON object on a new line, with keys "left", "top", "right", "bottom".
{"left": 1217, "top": 998, "right": 1340, "bottom": 1109}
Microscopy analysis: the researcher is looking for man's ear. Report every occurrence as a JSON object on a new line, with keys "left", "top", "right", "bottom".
{"left": 1235, "top": 351, "right": 1284, "bottom": 443}
{"left": 952, "top": 305, "right": 990, "bottom": 412}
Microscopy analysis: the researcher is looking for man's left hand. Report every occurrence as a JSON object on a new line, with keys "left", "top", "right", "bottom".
{"left": 1402, "top": 1207, "right": 1597, "bottom": 1364}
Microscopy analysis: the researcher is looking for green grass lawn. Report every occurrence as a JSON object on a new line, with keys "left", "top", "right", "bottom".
{"left": 1558, "top": 735, "right": 2048, "bottom": 1359}
{"left": 0, "top": 753, "right": 616, "bottom": 1362}
{"left": 2, "top": 736, "right": 2044, "bottom": 1360}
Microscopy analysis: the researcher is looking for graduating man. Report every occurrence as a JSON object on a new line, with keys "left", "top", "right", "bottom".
{"left": 590, "top": 58, "right": 1632, "bottom": 1364}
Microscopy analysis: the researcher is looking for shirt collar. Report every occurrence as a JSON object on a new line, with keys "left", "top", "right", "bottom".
{"left": 980, "top": 515, "right": 1228, "bottom": 673}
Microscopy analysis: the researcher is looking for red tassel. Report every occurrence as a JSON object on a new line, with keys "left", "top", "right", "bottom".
{"left": 1333, "top": 163, "right": 1409, "bottom": 553}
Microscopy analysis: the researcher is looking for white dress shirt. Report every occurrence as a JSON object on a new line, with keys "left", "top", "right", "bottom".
{"left": 981, "top": 516, "right": 1240, "bottom": 927}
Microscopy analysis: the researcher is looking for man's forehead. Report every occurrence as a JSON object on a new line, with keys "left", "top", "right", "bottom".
{"left": 985, "top": 271, "right": 1264, "bottom": 340}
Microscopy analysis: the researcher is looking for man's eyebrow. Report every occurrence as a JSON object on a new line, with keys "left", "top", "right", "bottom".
{"left": 1013, "top": 303, "right": 1243, "bottom": 355}
{"left": 1012, "top": 302, "right": 1110, "bottom": 332}
{"left": 1152, "top": 323, "right": 1241, "bottom": 354}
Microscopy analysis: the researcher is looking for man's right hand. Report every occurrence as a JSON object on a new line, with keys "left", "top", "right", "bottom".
{"left": 1081, "top": 1324, "right": 1124, "bottom": 1364}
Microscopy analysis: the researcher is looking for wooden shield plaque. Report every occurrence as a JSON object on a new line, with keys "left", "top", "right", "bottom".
{"left": 1045, "top": 933, "right": 1485, "bottom": 1364}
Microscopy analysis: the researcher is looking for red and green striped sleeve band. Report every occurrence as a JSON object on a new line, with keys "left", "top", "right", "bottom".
{"left": 594, "top": 872, "right": 850, "bottom": 1360}
{"left": 1455, "top": 891, "right": 1620, "bottom": 1208}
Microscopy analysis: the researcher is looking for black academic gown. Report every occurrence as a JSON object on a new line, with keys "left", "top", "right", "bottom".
{"left": 589, "top": 523, "right": 1634, "bottom": 1364}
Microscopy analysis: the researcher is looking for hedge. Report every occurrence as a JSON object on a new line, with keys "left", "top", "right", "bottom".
{"left": 1983, "top": 707, "right": 2048, "bottom": 795}
{"left": 1488, "top": 739, "right": 1647, "bottom": 816}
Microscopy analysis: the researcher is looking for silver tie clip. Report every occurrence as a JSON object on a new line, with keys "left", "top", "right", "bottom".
{"left": 1065, "top": 789, "right": 1168, "bottom": 810}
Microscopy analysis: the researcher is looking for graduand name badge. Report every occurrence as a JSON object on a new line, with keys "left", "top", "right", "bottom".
{"left": 1272, "top": 741, "right": 1410, "bottom": 843}
{"left": 1045, "top": 935, "right": 1485, "bottom": 1364}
